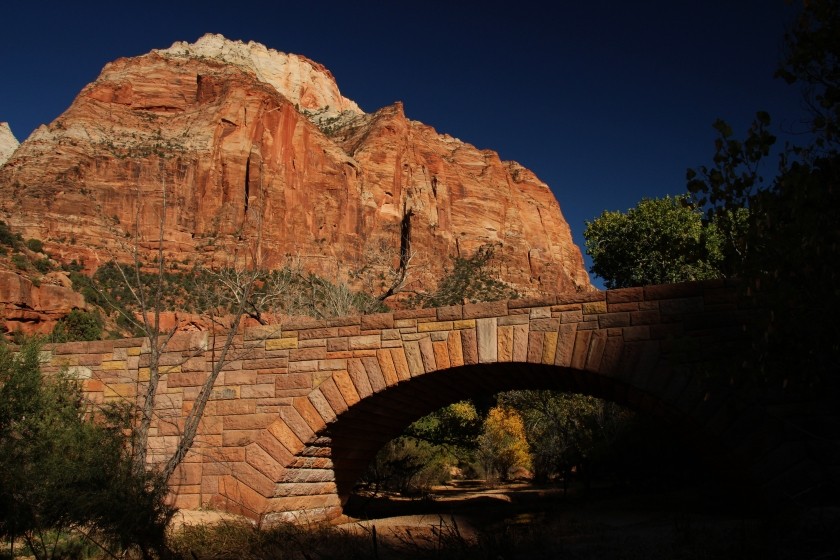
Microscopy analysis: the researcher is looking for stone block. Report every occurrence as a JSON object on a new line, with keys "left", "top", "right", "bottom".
{"left": 326, "top": 337, "right": 349, "bottom": 352}
{"left": 349, "top": 334, "right": 381, "bottom": 350}
{"left": 476, "top": 318, "right": 498, "bottom": 363}
{"left": 559, "top": 310, "right": 583, "bottom": 324}
{"left": 513, "top": 324, "right": 529, "bottom": 362}
{"left": 225, "top": 370, "right": 257, "bottom": 385}
{"left": 347, "top": 359, "right": 373, "bottom": 398}
{"left": 267, "top": 338, "right": 298, "bottom": 350}
{"left": 461, "top": 329, "right": 478, "bottom": 365}
{"left": 223, "top": 413, "right": 276, "bottom": 431}
{"left": 376, "top": 349, "right": 398, "bottom": 386}
{"left": 275, "top": 373, "right": 312, "bottom": 391}
{"left": 530, "top": 318, "right": 560, "bottom": 332}
{"left": 298, "top": 327, "right": 341, "bottom": 342}
{"left": 584, "top": 331, "right": 607, "bottom": 372}
{"left": 241, "top": 383, "right": 275, "bottom": 399}
{"left": 307, "top": 390, "right": 338, "bottom": 424}
{"left": 527, "top": 332, "right": 544, "bottom": 363}
{"left": 447, "top": 330, "right": 464, "bottom": 368}
{"left": 360, "top": 312, "right": 394, "bottom": 330}
{"left": 403, "top": 340, "right": 425, "bottom": 376}
{"left": 435, "top": 305, "right": 462, "bottom": 321}
{"left": 498, "top": 314, "right": 529, "bottom": 326}
{"left": 290, "top": 347, "right": 327, "bottom": 361}
{"left": 268, "top": 421, "right": 304, "bottom": 455}
{"left": 389, "top": 348, "right": 412, "bottom": 381}
{"left": 570, "top": 330, "right": 592, "bottom": 370}
{"left": 417, "top": 320, "right": 453, "bottom": 332}
{"left": 318, "top": 378, "right": 348, "bottom": 414}
{"left": 168, "top": 371, "right": 208, "bottom": 387}
{"left": 529, "top": 307, "right": 552, "bottom": 319}
{"left": 623, "top": 325, "right": 651, "bottom": 341}
{"left": 582, "top": 301, "right": 607, "bottom": 315}
{"left": 660, "top": 297, "right": 704, "bottom": 316}
{"left": 332, "top": 370, "right": 360, "bottom": 407}
{"left": 217, "top": 399, "right": 257, "bottom": 415}
{"left": 393, "top": 308, "right": 436, "bottom": 320}
{"left": 362, "top": 356, "right": 386, "bottom": 392}
{"left": 599, "top": 312, "right": 630, "bottom": 328}
{"left": 433, "top": 340, "right": 451, "bottom": 369}
{"left": 280, "top": 406, "right": 316, "bottom": 443}
{"left": 463, "top": 300, "right": 507, "bottom": 319}
{"left": 542, "top": 331, "right": 558, "bottom": 364}
{"left": 497, "top": 325, "right": 513, "bottom": 362}
{"left": 298, "top": 338, "right": 327, "bottom": 348}
{"left": 606, "top": 287, "right": 644, "bottom": 304}
{"left": 222, "top": 429, "right": 260, "bottom": 448}
{"left": 419, "top": 337, "right": 436, "bottom": 372}
{"left": 289, "top": 360, "right": 319, "bottom": 373}
{"left": 508, "top": 295, "right": 557, "bottom": 308}
{"left": 246, "top": 442, "right": 286, "bottom": 480}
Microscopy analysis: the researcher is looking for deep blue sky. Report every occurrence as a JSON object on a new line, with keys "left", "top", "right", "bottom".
{"left": 1, "top": 1, "right": 807, "bottom": 288}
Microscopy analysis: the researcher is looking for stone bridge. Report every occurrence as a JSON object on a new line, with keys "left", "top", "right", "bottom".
{"left": 40, "top": 280, "right": 822, "bottom": 523}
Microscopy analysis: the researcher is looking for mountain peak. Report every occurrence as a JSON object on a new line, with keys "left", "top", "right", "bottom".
{"left": 157, "top": 33, "right": 363, "bottom": 120}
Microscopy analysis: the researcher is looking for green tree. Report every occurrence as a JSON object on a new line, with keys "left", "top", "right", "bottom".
{"left": 499, "top": 391, "right": 629, "bottom": 488}
{"left": 476, "top": 405, "right": 530, "bottom": 481}
{"left": 583, "top": 195, "right": 724, "bottom": 289}
{"left": 405, "top": 400, "right": 482, "bottom": 450}
{"left": 0, "top": 339, "right": 173, "bottom": 559}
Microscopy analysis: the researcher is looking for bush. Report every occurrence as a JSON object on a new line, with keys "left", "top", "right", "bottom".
{"left": 11, "top": 254, "right": 27, "bottom": 271}
{"left": 0, "top": 221, "right": 21, "bottom": 250}
{"left": 25, "top": 239, "right": 44, "bottom": 254}
{"left": 0, "top": 339, "right": 174, "bottom": 559}
{"left": 34, "top": 258, "right": 52, "bottom": 274}
{"left": 50, "top": 309, "right": 103, "bottom": 342}
{"left": 410, "top": 244, "right": 519, "bottom": 308}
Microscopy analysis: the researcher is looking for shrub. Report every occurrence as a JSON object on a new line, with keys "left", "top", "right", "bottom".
{"left": 25, "top": 239, "right": 44, "bottom": 254}
{"left": 410, "top": 244, "right": 519, "bottom": 308}
{"left": 34, "top": 258, "right": 52, "bottom": 274}
{"left": 0, "top": 221, "right": 22, "bottom": 250}
{"left": 50, "top": 309, "right": 103, "bottom": 342}
{"left": 11, "top": 254, "right": 27, "bottom": 271}
{"left": 0, "top": 340, "right": 174, "bottom": 558}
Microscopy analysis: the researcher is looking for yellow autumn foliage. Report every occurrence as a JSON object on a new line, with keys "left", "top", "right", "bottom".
{"left": 477, "top": 405, "right": 531, "bottom": 481}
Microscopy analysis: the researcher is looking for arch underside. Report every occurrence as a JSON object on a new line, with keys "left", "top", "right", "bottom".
{"left": 264, "top": 360, "right": 759, "bottom": 523}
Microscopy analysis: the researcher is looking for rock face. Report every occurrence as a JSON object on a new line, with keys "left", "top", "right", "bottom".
{"left": 0, "top": 34, "right": 591, "bottom": 301}
{"left": 0, "top": 270, "right": 85, "bottom": 335}
{"left": 0, "top": 122, "right": 18, "bottom": 166}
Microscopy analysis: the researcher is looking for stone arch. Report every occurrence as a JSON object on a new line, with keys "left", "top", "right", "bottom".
{"left": 215, "top": 281, "right": 776, "bottom": 524}
{"left": 48, "top": 280, "right": 818, "bottom": 524}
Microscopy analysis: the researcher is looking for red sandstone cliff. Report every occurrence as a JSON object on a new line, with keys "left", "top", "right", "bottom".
{"left": 0, "top": 34, "right": 591, "bottom": 312}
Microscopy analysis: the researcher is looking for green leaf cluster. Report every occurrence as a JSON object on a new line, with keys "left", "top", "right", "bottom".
{"left": 584, "top": 195, "right": 724, "bottom": 289}
{"left": 49, "top": 309, "right": 104, "bottom": 343}
{"left": 0, "top": 340, "right": 173, "bottom": 559}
